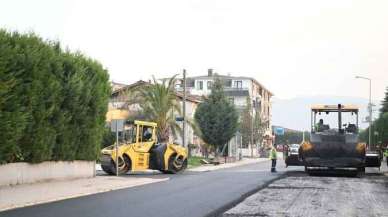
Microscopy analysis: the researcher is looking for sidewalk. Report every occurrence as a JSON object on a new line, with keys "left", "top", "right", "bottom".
{"left": 188, "top": 157, "right": 269, "bottom": 172}
{"left": 0, "top": 175, "right": 168, "bottom": 212}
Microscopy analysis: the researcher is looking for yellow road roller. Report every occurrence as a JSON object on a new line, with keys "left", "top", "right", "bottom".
{"left": 100, "top": 120, "right": 188, "bottom": 175}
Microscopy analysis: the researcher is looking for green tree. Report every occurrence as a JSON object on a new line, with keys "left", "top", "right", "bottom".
{"left": 240, "top": 97, "right": 253, "bottom": 148}
{"left": 137, "top": 75, "right": 182, "bottom": 142}
{"left": 252, "top": 108, "right": 266, "bottom": 146}
{"left": 361, "top": 87, "right": 388, "bottom": 146}
{"left": 380, "top": 87, "right": 388, "bottom": 114}
{"left": 0, "top": 31, "right": 63, "bottom": 163}
{"left": 101, "top": 127, "right": 116, "bottom": 148}
{"left": 0, "top": 31, "right": 26, "bottom": 163}
{"left": 377, "top": 113, "right": 388, "bottom": 144}
{"left": 194, "top": 78, "right": 239, "bottom": 157}
{"left": 362, "top": 114, "right": 388, "bottom": 145}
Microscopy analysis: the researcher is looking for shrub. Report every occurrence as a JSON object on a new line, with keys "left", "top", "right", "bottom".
{"left": 0, "top": 30, "right": 110, "bottom": 164}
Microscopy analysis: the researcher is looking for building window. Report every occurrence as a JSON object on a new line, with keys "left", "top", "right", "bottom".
{"left": 207, "top": 81, "right": 212, "bottom": 90}
{"left": 234, "top": 80, "right": 242, "bottom": 89}
{"left": 197, "top": 81, "right": 203, "bottom": 90}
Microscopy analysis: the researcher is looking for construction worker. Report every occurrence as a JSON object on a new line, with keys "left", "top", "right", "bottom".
{"left": 270, "top": 144, "right": 278, "bottom": 172}
{"left": 384, "top": 148, "right": 388, "bottom": 166}
{"left": 315, "top": 119, "right": 324, "bottom": 132}
{"left": 284, "top": 143, "right": 289, "bottom": 168}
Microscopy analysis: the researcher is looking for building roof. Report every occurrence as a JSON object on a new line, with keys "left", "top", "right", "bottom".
{"left": 111, "top": 81, "right": 128, "bottom": 86}
{"left": 111, "top": 81, "right": 129, "bottom": 92}
{"left": 175, "top": 91, "right": 202, "bottom": 103}
{"left": 111, "top": 80, "right": 150, "bottom": 96}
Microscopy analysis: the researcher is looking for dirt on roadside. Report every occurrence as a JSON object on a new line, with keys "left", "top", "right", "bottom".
{"left": 224, "top": 170, "right": 388, "bottom": 217}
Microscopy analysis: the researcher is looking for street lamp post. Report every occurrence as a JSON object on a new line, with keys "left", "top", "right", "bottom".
{"left": 355, "top": 76, "right": 372, "bottom": 149}
{"left": 183, "top": 69, "right": 187, "bottom": 149}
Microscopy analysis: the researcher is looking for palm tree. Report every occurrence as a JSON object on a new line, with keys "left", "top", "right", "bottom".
{"left": 137, "top": 75, "right": 182, "bottom": 142}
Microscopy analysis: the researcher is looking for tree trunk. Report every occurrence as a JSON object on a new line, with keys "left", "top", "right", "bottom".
{"left": 158, "top": 127, "right": 169, "bottom": 143}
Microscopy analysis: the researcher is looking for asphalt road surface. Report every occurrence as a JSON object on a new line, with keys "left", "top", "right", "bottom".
{"left": 0, "top": 159, "right": 285, "bottom": 217}
{"left": 224, "top": 166, "right": 388, "bottom": 217}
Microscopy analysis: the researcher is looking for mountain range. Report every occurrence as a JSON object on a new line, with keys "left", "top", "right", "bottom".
{"left": 271, "top": 95, "right": 381, "bottom": 131}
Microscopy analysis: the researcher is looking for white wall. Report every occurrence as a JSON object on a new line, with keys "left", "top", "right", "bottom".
{"left": 0, "top": 161, "right": 95, "bottom": 186}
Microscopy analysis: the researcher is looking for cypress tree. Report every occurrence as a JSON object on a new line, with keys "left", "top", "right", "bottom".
{"left": 240, "top": 97, "right": 253, "bottom": 147}
{"left": 10, "top": 33, "right": 62, "bottom": 163}
{"left": 194, "top": 78, "right": 239, "bottom": 156}
{"left": 0, "top": 30, "right": 110, "bottom": 164}
{"left": 0, "top": 31, "right": 28, "bottom": 163}
{"left": 380, "top": 87, "right": 388, "bottom": 115}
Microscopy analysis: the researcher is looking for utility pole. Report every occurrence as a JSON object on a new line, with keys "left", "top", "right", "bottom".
{"left": 115, "top": 120, "right": 119, "bottom": 176}
{"left": 240, "top": 132, "right": 243, "bottom": 160}
{"left": 369, "top": 78, "right": 372, "bottom": 149}
{"left": 183, "top": 69, "right": 187, "bottom": 149}
{"left": 251, "top": 107, "right": 254, "bottom": 157}
{"left": 355, "top": 76, "right": 372, "bottom": 149}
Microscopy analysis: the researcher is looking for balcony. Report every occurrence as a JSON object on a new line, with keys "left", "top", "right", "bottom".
{"left": 224, "top": 87, "right": 249, "bottom": 97}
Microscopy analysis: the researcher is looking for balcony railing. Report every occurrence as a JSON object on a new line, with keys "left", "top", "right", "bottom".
{"left": 175, "top": 86, "right": 249, "bottom": 92}
{"left": 224, "top": 87, "right": 249, "bottom": 91}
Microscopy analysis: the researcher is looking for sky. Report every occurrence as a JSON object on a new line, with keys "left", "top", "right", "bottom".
{"left": 1, "top": 0, "right": 387, "bottom": 101}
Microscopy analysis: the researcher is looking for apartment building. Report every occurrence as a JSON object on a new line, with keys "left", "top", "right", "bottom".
{"left": 174, "top": 69, "right": 274, "bottom": 157}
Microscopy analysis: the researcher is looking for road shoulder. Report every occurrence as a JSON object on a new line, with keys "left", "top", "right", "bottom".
{"left": 0, "top": 175, "right": 168, "bottom": 212}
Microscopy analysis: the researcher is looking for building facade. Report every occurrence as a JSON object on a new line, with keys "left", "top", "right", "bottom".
{"left": 174, "top": 69, "right": 274, "bottom": 157}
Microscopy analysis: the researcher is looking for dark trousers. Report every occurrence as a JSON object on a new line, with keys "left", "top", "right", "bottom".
{"left": 271, "top": 159, "right": 277, "bottom": 172}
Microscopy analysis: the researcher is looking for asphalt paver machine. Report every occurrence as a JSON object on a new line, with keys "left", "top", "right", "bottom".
{"left": 300, "top": 104, "right": 366, "bottom": 174}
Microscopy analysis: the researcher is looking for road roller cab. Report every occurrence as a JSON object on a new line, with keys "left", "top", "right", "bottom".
{"left": 100, "top": 120, "right": 188, "bottom": 175}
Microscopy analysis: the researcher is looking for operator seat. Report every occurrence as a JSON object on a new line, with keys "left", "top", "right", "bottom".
{"left": 346, "top": 124, "right": 357, "bottom": 133}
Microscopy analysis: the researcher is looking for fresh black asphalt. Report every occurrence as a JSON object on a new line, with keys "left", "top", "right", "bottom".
{"left": 0, "top": 159, "right": 288, "bottom": 217}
